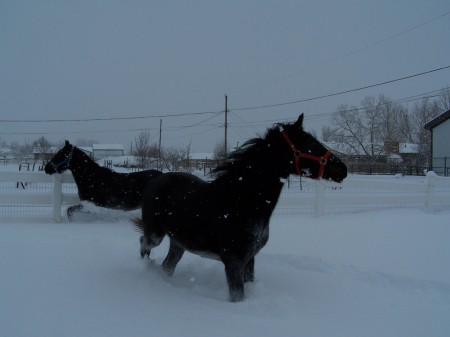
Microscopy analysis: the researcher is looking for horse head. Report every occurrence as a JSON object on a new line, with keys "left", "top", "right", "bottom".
{"left": 278, "top": 114, "right": 347, "bottom": 183}
{"left": 44, "top": 140, "right": 74, "bottom": 174}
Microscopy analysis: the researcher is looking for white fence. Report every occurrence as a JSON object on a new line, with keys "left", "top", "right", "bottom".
{"left": 0, "top": 171, "right": 80, "bottom": 222}
{"left": 276, "top": 174, "right": 450, "bottom": 216}
{"left": 1, "top": 172, "right": 450, "bottom": 222}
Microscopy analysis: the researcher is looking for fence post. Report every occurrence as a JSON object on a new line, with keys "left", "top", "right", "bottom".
{"left": 425, "top": 174, "right": 436, "bottom": 213}
{"left": 52, "top": 174, "right": 62, "bottom": 222}
{"left": 314, "top": 180, "right": 325, "bottom": 217}
{"left": 446, "top": 157, "right": 448, "bottom": 177}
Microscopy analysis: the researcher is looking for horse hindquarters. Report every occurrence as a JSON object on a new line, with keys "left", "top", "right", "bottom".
{"left": 138, "top": 193, "right": 166, "bottom": 258}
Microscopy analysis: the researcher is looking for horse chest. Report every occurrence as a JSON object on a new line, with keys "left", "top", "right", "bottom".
{"left": 247, "top": 222, "right": 269, "bottom": 254}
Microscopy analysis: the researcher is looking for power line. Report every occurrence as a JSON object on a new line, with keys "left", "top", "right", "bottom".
{"left": 229, "top": 11, "right": 450, "bottom": 95}
{"left": 3, "top": 86, "right": 448, "bottom": 137}
{"left": 0, "top": 109, "right": 222, "bottom": 123}
{"left": 228, "top": 86, "right": 450, "bottom": 128}
{"left": 2, "top": 66, "right": 448, "bottom": 126}
{"left": 232, "top": 65, "right": 450, "bottom": 111}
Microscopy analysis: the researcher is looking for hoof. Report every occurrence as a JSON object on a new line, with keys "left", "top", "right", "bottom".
{"left": 139, "top": 235, "right": 151, "bottom": 258}
{"left": 140, "top": 250, "right": 150, "bottom": 258}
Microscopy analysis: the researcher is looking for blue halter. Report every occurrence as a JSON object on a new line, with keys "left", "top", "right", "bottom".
{"left": 48, "top": 147, "right": 74, "bottom": 173}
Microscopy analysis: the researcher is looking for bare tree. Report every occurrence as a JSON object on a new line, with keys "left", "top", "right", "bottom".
{"left": 410, "top": 97, "right": 440, "bottom": 166}
{"left": 327, "top": 100, "right": 384, "bottom": 160}
{"left": 133, "top": 130, "right": 158, "bottom": 169}
{"left": 213, "top": 141, "right": 226, "bottom": 160}
{"left": 32, "top": 136, "right": 54, "bottom": 161}
{"left": 438, "top": 87, "right": 450, "bottom": 111}
{"left": 326, "top": 94, "right": 437, "bottom": 163}
{"left": 160, "top": 146, "right": 188, "bottom": 172}
{"left": 11, "top": 141, "right": 33, "bottom": 163}
{"left": 321, "top": 126, "right": 333, "bottom": 142}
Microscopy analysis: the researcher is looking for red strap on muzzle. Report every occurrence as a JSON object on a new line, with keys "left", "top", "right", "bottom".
{"left": 280, "top": 128, "right": 333, "bottom": 179}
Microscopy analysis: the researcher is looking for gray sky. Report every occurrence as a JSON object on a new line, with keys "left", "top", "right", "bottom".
{"left": 1, "top": 1, "right": 450, "bottom": 153}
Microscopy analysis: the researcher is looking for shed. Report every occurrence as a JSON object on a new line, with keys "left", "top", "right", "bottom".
{"left": 92, "top": 144, "right": 124, "bottom": 160}
{"left": 424, "top": 108, "right": 450, "bottom": 176}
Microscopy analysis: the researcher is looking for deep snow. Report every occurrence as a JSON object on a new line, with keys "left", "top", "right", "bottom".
{"left": 1, "top": 207, "right": 450, "bottom": 337}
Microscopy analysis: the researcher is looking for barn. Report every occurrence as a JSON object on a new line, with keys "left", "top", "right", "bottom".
{"left": 92, "top": 144, "right": 124, "bottom": 160}
{"left": 424, "top": 108, "right": 450, "bottom": 176}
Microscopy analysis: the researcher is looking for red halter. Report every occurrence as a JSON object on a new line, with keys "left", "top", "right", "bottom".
{"left": 280, "top": 127, "right": 333, "bottom": 179}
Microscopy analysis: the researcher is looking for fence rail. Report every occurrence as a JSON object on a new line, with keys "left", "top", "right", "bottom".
{"left": 0, "top": 171, "right": 80, "bottom": 222}
{"left": 276, "top": 174, "right": 450, "bottom": 216}
{"left": 1, "top": 172, "right": 450, "bottom": 222}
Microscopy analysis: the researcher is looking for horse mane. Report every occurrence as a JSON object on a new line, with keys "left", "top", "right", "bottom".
{"left": 213, "top": 124, "right": 283, "bottom": 179}
{"left": 72, "top": 146, "right": 109, "bottom": 171}
{"left": 69, "top": 145, "right": 118, "bottom": 182}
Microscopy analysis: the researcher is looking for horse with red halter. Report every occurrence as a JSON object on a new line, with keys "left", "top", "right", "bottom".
{"left": 133, "top": 114, "right": 347, "bottom": 302}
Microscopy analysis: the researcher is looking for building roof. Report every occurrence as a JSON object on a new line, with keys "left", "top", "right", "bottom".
{"left": 424, "top": 108, "right": 450, "bottom": 130}
{"left": 189, "top": 153, "right": 214, "bottom": 160}
{"left": 32, "top": 146, "right": 59, "bottom": 154}
{"left": 92, "top": 144, "right": 124, "bottom": 151}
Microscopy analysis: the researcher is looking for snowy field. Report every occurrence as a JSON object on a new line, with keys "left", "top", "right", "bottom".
{"left": 1, "top": 205, "right": 450, "bottom": 337}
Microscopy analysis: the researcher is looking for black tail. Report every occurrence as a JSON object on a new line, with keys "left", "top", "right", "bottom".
{"left": 131, "top": 217, "right": 144, "bottom": 233}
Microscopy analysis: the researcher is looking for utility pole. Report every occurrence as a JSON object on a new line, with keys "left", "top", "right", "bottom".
{"left": 158, "top": 119, "right": 162, "bottom": 170}
{"left": 224, "top": 94, "right": 228, "bottom": 157}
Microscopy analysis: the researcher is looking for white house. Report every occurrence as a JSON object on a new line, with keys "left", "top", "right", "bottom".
{"left": 424, "top": 108, "right": 450, "bottom": 176}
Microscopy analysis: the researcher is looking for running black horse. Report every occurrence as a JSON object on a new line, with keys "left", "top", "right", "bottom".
{"left": 133, "top": 114, "right": 347, "bottom": 302}
{"left": 45, "top": 140, "right": 162, "bottom": 219}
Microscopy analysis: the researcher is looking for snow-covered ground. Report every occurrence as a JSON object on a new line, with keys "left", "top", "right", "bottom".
{"left": 1, "top": 206, "right": 449, "bottom": 337}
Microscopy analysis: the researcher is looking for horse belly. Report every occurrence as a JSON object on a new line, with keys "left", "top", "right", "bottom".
{"left": 163, "top": 213, "right": 221, "bottom": 257}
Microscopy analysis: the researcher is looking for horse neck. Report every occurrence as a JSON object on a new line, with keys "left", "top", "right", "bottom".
{"left": 69, "top": 148, "right": 109, "bottom": 184}
{"left": 214, "top": 142, "right": 286, "bottom": 201}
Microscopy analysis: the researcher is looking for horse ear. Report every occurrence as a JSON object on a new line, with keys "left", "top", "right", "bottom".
{"left": 294, "top": 113, "right": 304, "bottom": 129}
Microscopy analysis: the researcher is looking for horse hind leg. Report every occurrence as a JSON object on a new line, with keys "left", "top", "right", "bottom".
{"left": 222, "top": 257, "right": 246, "bottom": 302}
{"left": 139, "top": 230, "right": 165, "bottom": 259}
{"left": 162, "top": 239, "right": 185, "bottom": 276}
{"left": 133, "top": 216, "right": 165, "bottom": 259}
{"left": 139, "top": 235, "right": 151, "bottom": 258}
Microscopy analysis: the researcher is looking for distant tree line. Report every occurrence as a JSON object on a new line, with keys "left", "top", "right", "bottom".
{"left": 2, "top": 88, "right": 449, "bottom": 171}
{"left": 132, "top": 129, "right": 192, "bottom": 172}
{"left": 322, "top": 88, "right": 450, "bottom": 166}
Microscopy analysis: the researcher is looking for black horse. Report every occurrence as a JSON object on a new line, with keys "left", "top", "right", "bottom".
{"left": 45, "top": 140, "right": 162, "bottom": 219}
{"left": 133, "top": 114, "right": 347, "bottom": 302}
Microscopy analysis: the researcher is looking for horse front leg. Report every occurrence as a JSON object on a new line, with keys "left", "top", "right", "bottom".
{"left": 162, "top": 239, "right": 185, "bottom": 276}
{"left": 222, "top": 257, "right": 245, "bottom": 302}
{"left": 244, "top": 257, "right": 255, "bottom": 283}
{"left": 67, "top": 203, "right": 83, "bottom": 221}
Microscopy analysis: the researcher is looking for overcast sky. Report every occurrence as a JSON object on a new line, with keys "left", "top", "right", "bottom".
{"left": 1, "top": 1, "right": 449, "bottom": 153}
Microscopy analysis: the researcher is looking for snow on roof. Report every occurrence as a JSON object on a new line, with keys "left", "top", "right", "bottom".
{"left": 92, "top": 144, "right": 124, "bottom": 151}
{"left": 32, "top": 146, "right": 59, "bottom": 154}
{"left": 78, "top": 147, "right": 92, "bottom": 154}
{"left": 388, "top": 153, "right": 402, "bottom": 159}
{"left": 0, "top": 148, "right": 12, "bottom": 155}
{"left": 189, "top": 153, "right": 214, "bottom": 160}
{"left": 399, "top": 143, "right": 419, "bottom": 154}
{"left": 424, "top": 108, "right": 450, "bottom": 130}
